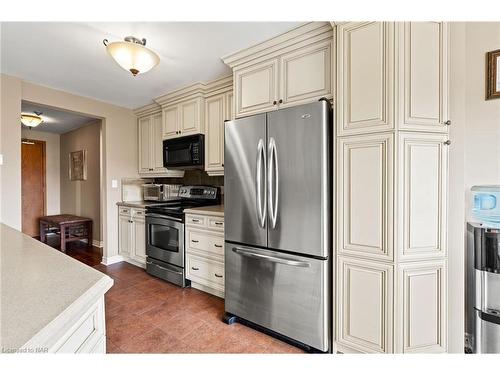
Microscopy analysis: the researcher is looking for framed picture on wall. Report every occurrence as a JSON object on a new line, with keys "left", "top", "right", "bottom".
{"left": 486, "top": 49, "right": 500, "bottom": 100}
{"left": 69, "top": 150, "right": 87, "bottom": 181}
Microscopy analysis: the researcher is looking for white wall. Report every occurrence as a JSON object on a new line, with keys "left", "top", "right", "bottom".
{"left": 21, "top": 129, "right": 61, "bottom": 215}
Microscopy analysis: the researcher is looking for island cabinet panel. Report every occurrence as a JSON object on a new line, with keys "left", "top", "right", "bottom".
{"left": 235, "top": 58, "right": 279, "bottom": 117}
{"left": 336, "top": 22, "right": 394, "bottom": 135}
{"left": 396, "top": 260, "right": 447, "bottom": 353}
{"left": 398, "top": 22, "right": 449, "bottom": 132}
{"left": 337, "top": 256, "right": 394, "bottom": 354}
{"left": 337, "top": 133, "right": 394, "bottom": 261}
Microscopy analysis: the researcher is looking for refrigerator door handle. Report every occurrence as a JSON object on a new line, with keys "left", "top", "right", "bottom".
{"left": 256, "top": 139, "right": 267, "bottom": 228}
{"left": 268, "top": 137, "right": 279, "bottom": 229}
{"left": 232, "top": 247, "right": 311, "bottom": 268}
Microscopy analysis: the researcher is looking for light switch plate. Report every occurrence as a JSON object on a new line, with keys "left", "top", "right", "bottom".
{"left": 111, "top": 179, "right": 118, "bottom": 188}
{"left": 0, "top": 154, "right": 3, "bottom": 165}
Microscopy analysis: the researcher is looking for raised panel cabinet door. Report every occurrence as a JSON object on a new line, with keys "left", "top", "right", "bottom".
{"left": 337, "top": 256, "right": 394, "bottom": 353}
{"left": 132, "top": 217, "right": 146, "bottom": 263}
{"left": 138, "top": 116, "right": 153, "bottom": 173}
{"left": 398, "top": 132, "right": 448, "bottom": 260}
{"left": 337, "top": 133, "right": 394, "bottom": 261}
{"left": 337, "top": 22, "right": 394, "bottom": 136}
{"left": 162, "top": 105, "right": 179, "bottom": 139}
{"left": 234, "top": 58, "right": 279, "bottom": 117}
{"left": 398, "top": 22, "right": 449, "bottom": 132}
{"left": 205, "top": 94, "right": 224, "bottom": 173}
{"left": 118, "top": 215, "right": 131, "bottom": 256}
{"left": 180, "top": 98, "right": 203, "bottom": 135}
{"left": 396, "top": 260, "right": 447, "bottom": 353}
{"left": 279, "top": 39, "right": 332, "bottom": 108}
{"left": 151, "top": 113, "right": 167, "bottom": 172}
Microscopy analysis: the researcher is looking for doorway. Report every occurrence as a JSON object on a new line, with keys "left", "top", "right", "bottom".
{"left": 21, "top": 138, "right": 46, "bottom": 237}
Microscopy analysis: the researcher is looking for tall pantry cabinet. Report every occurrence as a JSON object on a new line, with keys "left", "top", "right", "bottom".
{"left": 334, "top": 22, "right": 449, "bottom": 353}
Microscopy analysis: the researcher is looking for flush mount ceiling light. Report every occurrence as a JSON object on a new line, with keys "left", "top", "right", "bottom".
{"left": 20, "top": 111, "right": 44, "bottom": 128}
{"left": 103, "top": 36, "right": 160, "bottom": 76}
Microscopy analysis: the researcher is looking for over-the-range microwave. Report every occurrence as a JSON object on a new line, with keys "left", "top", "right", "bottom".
{"left": 163, "top": 134, "right": 204, "bottom": 170}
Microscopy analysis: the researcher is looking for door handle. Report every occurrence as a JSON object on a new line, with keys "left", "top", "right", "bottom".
{"left": 256, "top": 138, "right": 267, "bottom": 228}
{"left": 191, "top": 267, "right": 199, "bottom": 271}
{"left": 214, "top": 273, "right": 223, "bottom": 278}
{"left": 232, "top": 247, "right": 310, "bottom": 268}
{"left": 214, "top": 244, "right": 222, "bottom": 248}
{"left": 191, "top": 240, "right": 199, "bottom": 243}
{"left": 267, "top": 137, "right": 278, "bottom": 229}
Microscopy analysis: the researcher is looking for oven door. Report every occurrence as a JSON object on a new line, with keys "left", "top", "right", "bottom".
{"left": 146, "top": 213, "right": 184, "bottom": 268}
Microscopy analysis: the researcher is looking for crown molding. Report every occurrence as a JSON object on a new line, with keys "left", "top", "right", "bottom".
{"left": 133, "top": 102, "right": 161, "bottom": 117}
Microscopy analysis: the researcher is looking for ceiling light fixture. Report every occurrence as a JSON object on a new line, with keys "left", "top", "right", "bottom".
{"left": 21, "top": 111, "right": 44, "bottom": 128}
{"left": 103, "top": 36, "right": 160, "bottom": 76}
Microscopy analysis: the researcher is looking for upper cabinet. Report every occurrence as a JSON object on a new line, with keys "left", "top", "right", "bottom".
{"left": 135, "top": 104, "right": 184, "bottom": 178}
{"left": 223, "top": 22, "right": 333, "bottom": 118}
{"left": 398, "top": 22, "right": 449, "bottom": 132}
{"left": 161, "top": 96, "right": 204, "bottom": 140}
{"left": 336, "top": 22, "right": 395, "bottom": 136}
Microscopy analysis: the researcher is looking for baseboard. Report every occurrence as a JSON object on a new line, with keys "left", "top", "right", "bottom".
{"left": 191, "top": 281, "right": 224, "bottom": 298}
{"left": 101, "top": 255, "right": 125, "bottom": 266}
{"left": 123, "top": 257, "right": 146, "bottom": 269}
{"left": 92, "top": 240, "right": 103, "bottom": 248}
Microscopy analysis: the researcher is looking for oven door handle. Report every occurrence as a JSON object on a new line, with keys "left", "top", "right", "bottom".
{"left": 145, "top": 213, "right": 183, "bottom": 222}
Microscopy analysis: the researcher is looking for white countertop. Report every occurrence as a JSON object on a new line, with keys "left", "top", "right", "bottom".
{"left": 0, "top": 224, "right": 113, "bottom": 350}
{"left": 184, "top": 204, "right": 224, "bottom": 217}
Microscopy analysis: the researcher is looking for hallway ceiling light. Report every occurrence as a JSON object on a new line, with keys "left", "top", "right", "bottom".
{"left": 21, "top": 111, "right": 43, "bottom": 128}
{"left": 103, "top": 36, "right": 160, "bottom": 77}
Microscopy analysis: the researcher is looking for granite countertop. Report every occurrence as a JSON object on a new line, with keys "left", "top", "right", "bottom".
{"left": 184, "top": 205, "right": 224, "bottom": 217}
{"left": 0, "top": 224, "right": 113, "bottom": 351}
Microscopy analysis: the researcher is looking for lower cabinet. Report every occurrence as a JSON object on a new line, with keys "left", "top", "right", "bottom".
{"left": 337, "top": 256, "right": 447, "bottom": 354}
{"left": 118, "top": 206, "right": 147, "bottom": 267}
{"left": 185, "top": 212, "right": 224, "bottom": 298}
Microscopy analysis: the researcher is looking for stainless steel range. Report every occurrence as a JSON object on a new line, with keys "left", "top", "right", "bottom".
{"left": 145, "top": 185, "right": 220, "bottom": 287}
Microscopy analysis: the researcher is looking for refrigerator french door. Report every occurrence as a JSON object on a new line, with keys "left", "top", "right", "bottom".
{"left": 224, "top": 100, "right": 331, "bottom": 352}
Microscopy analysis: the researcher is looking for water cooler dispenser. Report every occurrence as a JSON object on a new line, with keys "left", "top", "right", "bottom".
{"left": 466, "top": 186, "right": 500, "bottom": 353}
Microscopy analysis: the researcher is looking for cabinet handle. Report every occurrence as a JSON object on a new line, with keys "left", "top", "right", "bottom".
{"left": 444, "top": 120, "right": 451, "bottom": 126}
{"left": 191, "top": 267, "right": 199, "bottom": 271}
{"left": 273, "top": 100, "right": 277, "bottom": 105}
{"left": 214, "top": 273, "right": 223, "bottom": 278}
{"left": 192, "top": 219, "right": 200, "bottom": 223}
{"left": 278, "top": 99, "right": 283, "bottom": 104}
{"left": 214, "top": 244, "right": 222, "bottom": 248}
{"left": 214, "top": 222, "right": 223, "bottom": 225}
{"left": 444, "top": 140, "right": 451, "bottom": 146}
{"left": 191, "top": 240, "right": 199, "bottom": 243}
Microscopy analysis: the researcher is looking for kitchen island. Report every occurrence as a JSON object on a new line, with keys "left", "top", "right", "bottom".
{"left": 0, "top": 224, "right": 113, "bottom": 353}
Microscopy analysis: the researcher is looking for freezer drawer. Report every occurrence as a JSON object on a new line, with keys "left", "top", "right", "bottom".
{"left": 224, "top": 243, "right": 330, "bottom": 351}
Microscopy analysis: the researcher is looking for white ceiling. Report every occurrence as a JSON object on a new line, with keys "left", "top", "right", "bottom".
{"left": 1, "top": 22, "right": 303, "bottom": 109}
{"left": 22, "top": 101, "right": 98, "bottom": 134}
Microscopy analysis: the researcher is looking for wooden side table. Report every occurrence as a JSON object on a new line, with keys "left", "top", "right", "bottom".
{"left": 39, "top": 215, "right": 93, "bottom": 252}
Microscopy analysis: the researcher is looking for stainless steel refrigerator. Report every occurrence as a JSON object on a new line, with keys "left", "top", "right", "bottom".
{"left": 224, "top": 99, "right": 332, "bottom": 352}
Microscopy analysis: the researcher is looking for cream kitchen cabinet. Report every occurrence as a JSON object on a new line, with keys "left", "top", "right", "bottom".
{"left": 336, "top": 22, "right": 395, "bottom": 136}
{"left": 185, "top": 210, "right": 224, "bottom": 298}
{"left": 398, "top": 22, "right": 450, "bottom": 133}
{"left": 205, "top": 91, "right": 233, "bottom": 176}
{"left": 137, "top": 111, "right": 183, "bottom": 178}
{"left": 162, "top": 97, "right": 204, "bottom": 140}
{"left": 223, "top": 22, "right": 333, "bottom": 118}
{"left": 118, "top": 206, "right": 147, "bottom": 268}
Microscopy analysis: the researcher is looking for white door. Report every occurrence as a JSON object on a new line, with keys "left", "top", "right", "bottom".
{"left": 279, "top": 39, "right": 332, "bottom": 108}
{"left": 163, "top": 105, "right": 179, "bottom": 139}
{"left": 138, "top": 116, "right": 152, "bottom": 173}
{"left": 205, "top": 94, "right": 224, "bottom": 174}
{"left": 398, "top": 22, "right": 449, "bottom": 132}
{"left": 132, "top": 217, "right": 146, "bottom": 264}
{"left": 396, "top": 260, "right": 447, "bottom": 353}
{"left": 180, "top": 98, "right": 202, "bottom": 136}
{"left": 337, "top": 22, "right": 394, "bottom": 135}
{"left": 337, "top": 133, "right": 394, "bottom": 261}
{"left": 337, "top": 256, "right": 394, "bottom": 353}
{"left": 398, "top": 132, "right": 448, "bottom": 261}
{"left": 234, "top": 58, "right": 279, "bottom": 117}
{"left": 151, "top": 113, "right": 166, "bottom": 172}
{"left": 118, "top": 215, "right": 131, "bottom": 256}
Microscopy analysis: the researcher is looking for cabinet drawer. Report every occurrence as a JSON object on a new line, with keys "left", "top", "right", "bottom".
{"left": 207, "top": 217, "right": 224, "bottom": 232}
{"left": 187, "top": 230, "right": 224, "bottom": 257}
{"left": 119, "top": 207, "right": 131, "bottom": 215}
{"left": 186, "top": 255, "right": 224, "bottom": 288}
{"left": 132, "top": 208, "right": 145, "bottom": 218}
{"left": 186, "top": 214, "right": 207, "bottom": 228}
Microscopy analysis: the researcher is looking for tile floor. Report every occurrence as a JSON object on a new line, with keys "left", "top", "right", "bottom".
{"left": 54, "top": 239, "right": 304, "bottom": 354}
